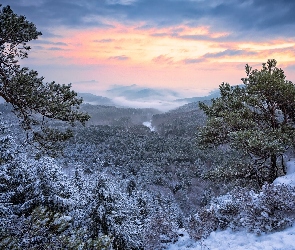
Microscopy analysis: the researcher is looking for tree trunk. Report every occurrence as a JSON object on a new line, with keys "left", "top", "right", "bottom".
{"left": 270, "top": 154, "right": 278, "bottom": 183}
{"left": 281, "top": 155, "right": 287, "bottom": 175}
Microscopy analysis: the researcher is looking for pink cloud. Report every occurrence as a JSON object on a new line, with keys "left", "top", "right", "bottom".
{"left": 23, "top": 23, "right": 295, "bottom": 95}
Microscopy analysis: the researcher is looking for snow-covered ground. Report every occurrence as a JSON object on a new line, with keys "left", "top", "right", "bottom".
{"left": 143, "top": 121, "right": 155, "bottom": 131}
{"left": 274, "top": 159, "right": 295, "bottom": 187}
{"left": 168, "top": 159, "right": 295, "bottom": 250}
{"left": 168, "top": 226, "right": 295, "bottom": 250}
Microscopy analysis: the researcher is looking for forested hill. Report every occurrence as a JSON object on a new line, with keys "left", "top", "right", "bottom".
{"left": 2, "top": 3, "right": 294, "bottom": 248}
{"left": 1, "top": 100, "right": 217, "bottom": 249}
{"left": 2, "top": 98, "right": 295, "bottom": 249}
{"left": 151, "top": 101, "right": 207, "bottom": 137}
{"left": 80, "top": 103, "right": 161, "bottom": 126}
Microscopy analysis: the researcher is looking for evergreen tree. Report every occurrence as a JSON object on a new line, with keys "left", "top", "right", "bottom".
{"left": 0, "top": 5, "right": 90, "bottom": 155}
{"left": 199, "top": 59, "right": 295, "bottom": 185}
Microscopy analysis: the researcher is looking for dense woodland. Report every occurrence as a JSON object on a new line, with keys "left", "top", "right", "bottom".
{"left": 1, "top": 4, "right": 295, "bottom": 250}
{"left": 2, "top": 100, "right": 295, "bottom": 249}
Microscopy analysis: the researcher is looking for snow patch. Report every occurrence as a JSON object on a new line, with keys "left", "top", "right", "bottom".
{"left": 168, "top": 159, "right": 295, "bottom": 250}
{"left": 286, "top": 158, "right": 295, "bottom": 175}
{"left": 274, "top": 159, "right": 295, "bottom": 187}
{"left": 168, "top": 225, "right": 295, "bottom": 250}
{"left": 142, "top": 121, "right": 155, "bottom": 132}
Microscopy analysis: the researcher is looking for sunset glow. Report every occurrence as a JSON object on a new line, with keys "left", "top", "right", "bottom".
{"left": 5, "top": 0, "right": 295, "bottom": 97}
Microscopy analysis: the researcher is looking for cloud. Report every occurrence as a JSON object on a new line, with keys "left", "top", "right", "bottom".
{"left": 203, "top": 49, "right": 257, "bottom": 58}
{"left": 286, "top": 63, "right": 295, "bottom": 71}
{"left": 106, "top": 0, "right": 138, "bottom": 5}
{"left": 152, "top": 55, "right": 174, "bottom": 64}
{"left": 2, "top": 0, "right": 295, "bottom": 39}
{"left": 2, "top": 0, "right": 295, "bottom": 94}
{"left": 150, "top": 32, "right": 170, "bottom": 37}
{"left": 31, "top": 45, "right": 46, "bottom": 50}
{"left": 111, "top": 96, "right": 187, "bottom": 112}
{"left": 32, "top": 40, "right": 68, "bottom": 46}
{"left": 108, "top": 55, "right": 129, "bottom": 61}
{"left": 73, "top": 79, "right": 99, "bottom": 85}
{"left": 94, "top": 39, "right": 114, "bottom": 43}
{"left": 48, "top": 47, "right": 64, "bottom": 51}
{"left": 182, "top": 58, "right": 205, "bottom": 64}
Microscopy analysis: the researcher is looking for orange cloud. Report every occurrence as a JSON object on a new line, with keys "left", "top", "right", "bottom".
{"left": 27, "top": 22, "right": 295, "bottom": 93}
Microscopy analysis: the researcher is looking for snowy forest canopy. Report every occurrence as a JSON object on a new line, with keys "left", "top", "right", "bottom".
{"left": 1, "top": 4, "right": 295, "bottom": 249}
{"left": 1, "top": 100, "right": 295, "bottom": 249}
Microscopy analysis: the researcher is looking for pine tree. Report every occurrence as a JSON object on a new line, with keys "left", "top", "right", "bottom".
{"left": 199, "top": 59, "right": 295, "bottom": 185}
{"left": 0, "top": 5, "right": 90, "bottom": 155}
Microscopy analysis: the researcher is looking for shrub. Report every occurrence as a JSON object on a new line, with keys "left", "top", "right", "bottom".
{"left": 189, "top": 183, "right": 295, "bottom": 239}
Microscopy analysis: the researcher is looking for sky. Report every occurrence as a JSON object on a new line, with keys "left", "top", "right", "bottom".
{"left": 3, "top": 0, "right": 295, "bottom": 97}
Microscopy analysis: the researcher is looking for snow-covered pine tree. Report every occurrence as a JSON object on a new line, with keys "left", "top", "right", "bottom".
{"left": 199, "top": 59, "right": 295, "bottom": 185}
{"left": 0, "top": 5, "right": 90, "bottom": 156}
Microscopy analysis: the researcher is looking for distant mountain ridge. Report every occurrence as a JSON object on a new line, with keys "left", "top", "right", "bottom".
{"left": 174, "top": 89, "right": 220, "bottom": 103}
{"left": 78, "top": 85, "right": 220, "bottom": 111}
{"left": 78, "top": 93, "right": 114, "bottom": 106}
{"left": 106, "top": 84, "right": 179, "bottom": 100}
